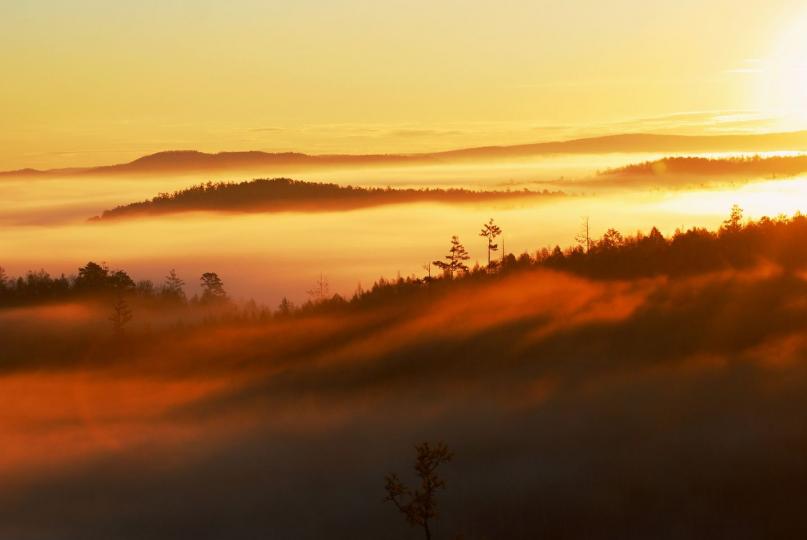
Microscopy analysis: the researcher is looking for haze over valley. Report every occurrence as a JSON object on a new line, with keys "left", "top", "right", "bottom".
{"left": 5, "top": 1, "right": 807, "bottom": 538}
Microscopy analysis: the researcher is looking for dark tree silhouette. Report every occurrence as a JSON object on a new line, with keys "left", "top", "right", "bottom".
{"left": 433, "top": 236, "right": 470, "bottom": 278}
{"left": 603, "top": 154, "right": 807, "bottom": 178}
{"left": 722, "top": 204, "right": 744, "bottom": 234}
{"left": 277, "top": 296, "right": 294, "bottom": 316}
{"left": 109, "top": 270, "right": 135, "bottom": 291}
{"left": 75, "top": 262, "right": 110, "bottom": 291}
{"left": 162, "top": 269, "right": 186, "bottom": 303}
{"left": 73, "top": 261, "right": 134, "bottom": 294}
{"left": 92, "top": 178, "right": 559, "bottom": 220}
{"left": 599, "top": 228, "right": 624, "bottom": 250}
{"left": 385, "top": 442, "right": 454, "bottom": 540}
{"left": 2, "top": 205, "right": 804, "bottom": 313}
{"left": 307, "top": 273, "right": 330, "bottom": 302}
{"left": 109, "top": 293, "right": 133, "bottom": 337}
{"left": 575, "top": 216, "right": 592, "bottom": 253}
{"left": 479, "top": 218, "right": 502, "bottom": 267}
{"left": 200, "top": 272, "right": 227, "bottom": 304}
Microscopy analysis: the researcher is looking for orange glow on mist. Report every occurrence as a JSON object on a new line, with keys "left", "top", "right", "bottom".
{"left": 0, "top": 372, "right": 234, "bottom": 475}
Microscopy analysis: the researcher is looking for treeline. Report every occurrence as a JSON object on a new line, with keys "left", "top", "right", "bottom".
{"left": 422, "top": 206, "right": 807, "bottom": 282}
{"left": 345, "top": 208, "right": 807, "bottom": 307}
{"left": 0, "top": 262, "right": 227, "bottom": 309}
{"left": 527, "top": 206, "right": 807, "bottom": 278}
{"left": 91, "top": 178, "right": 560, "bottom": 220}
{"left": 602, "top": 154, "right": 807, "bottom": 177}
{"left": 5, "top": 207, "right": 807, "bottom": 321}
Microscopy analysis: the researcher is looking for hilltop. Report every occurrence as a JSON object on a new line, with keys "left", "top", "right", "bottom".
{"left": 602, "top": 154, "right": 807, "bottom": 178}
{"left": 90, "top": 178, "right": 561, "bottom": 220}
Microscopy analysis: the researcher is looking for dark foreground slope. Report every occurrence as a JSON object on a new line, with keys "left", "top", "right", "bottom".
{"left": 3, "top": 215, "right": 807, "bottom": 538}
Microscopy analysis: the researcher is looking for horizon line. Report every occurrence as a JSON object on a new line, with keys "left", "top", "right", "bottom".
{"left": 5, "top": 128, "right": 807, "bottom": 176}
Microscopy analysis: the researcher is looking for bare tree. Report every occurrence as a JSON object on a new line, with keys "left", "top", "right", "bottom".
{"left": 433, "top": 236, "right": 470, "bottom": 278}
{"left": 479, "top": 218, "right": 502, "bottom": 267}
{"left": 307, "top": 273, "right": 330, "bottom": 302}
{"left": 575, "top": 216, "right": 592, "bottom": 252}
{"left": 385, "top": 442, "right": 454, "bottom": 540}
{"left": 422, "top": 262, "right": 432, "bottom": 279}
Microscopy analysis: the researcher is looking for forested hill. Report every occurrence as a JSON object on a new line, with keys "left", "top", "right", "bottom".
{"left": 602, "top": 154, "right": 807, "bottom": 177}
{"left": 90, "top": 178, "right": 560, "bottom": 220}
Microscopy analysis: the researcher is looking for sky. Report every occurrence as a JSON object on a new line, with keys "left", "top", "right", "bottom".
{"left": 1, "top": 0, "right": 806, "bottom": 170}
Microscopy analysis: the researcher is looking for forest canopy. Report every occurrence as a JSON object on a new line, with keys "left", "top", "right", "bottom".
{"left": 90, "top": 178, "right": 561, "bottom": 221}
{"left": 6, "top": 208, "right": 807, "bottom": 313}
{"left": 601, "top": 154, "right": 807, "bottom": 178}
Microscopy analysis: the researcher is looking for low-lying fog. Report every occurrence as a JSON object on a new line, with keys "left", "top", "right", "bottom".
{"left": 3, "top": 266, "right": 807, "bottom": 538}
{"left": 2, "top": 152, "right": 805, "bottom": 304}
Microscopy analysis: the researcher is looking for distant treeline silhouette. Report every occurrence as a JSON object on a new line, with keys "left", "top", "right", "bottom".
{"left": 602, "top": 154, "right": 807, "bottom": 177}
{"left": 5, "top": 207, "right": 807, "bottom": 316}
{"left": 344, "top": 207, "right": 807, "bottom": 311}
{"left": 90, "top": 178, "right": 560, "bottom": 220}
{"left": 0, "top": 262, "right": 227, "bottom": 310}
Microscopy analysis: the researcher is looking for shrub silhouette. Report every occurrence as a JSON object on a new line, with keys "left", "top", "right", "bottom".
{"left": 385, "top": 442, "right": 453, "bottom": 540}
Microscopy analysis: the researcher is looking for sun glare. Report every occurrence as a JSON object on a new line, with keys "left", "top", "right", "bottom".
{"left": 657, "top": 177, "right": 807, "bottom": 220}
{"left": 761, "top": 12, "right": 807, "bottom": 127}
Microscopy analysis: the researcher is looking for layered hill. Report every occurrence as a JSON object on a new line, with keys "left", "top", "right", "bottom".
{"left": 6, "top": 130, "right": 807, "bottom": 178}
{"left": 90, "top": 178, "right": 560, "bottom": 220}
{"left": 602, "top": 154, "right": 807, "bottom": 178}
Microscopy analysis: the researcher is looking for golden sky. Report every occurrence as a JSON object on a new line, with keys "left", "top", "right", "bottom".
{"left": 1, "top": 0, "right": 806, "bottom": 170}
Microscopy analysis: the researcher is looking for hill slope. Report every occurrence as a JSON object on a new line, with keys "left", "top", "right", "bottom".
{"left": 90, "top": 178, "right": 560, "bottom": 220}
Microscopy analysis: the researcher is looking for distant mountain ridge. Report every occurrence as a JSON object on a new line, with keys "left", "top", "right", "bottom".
{"left": 5, "top": 131, "right": 807, "bottom": 177}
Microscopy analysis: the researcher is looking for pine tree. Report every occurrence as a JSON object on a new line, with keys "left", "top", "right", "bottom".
{"left": 200, "top": 272, "right": 227, "bottom": 304}
{"left": 307, "top": 273, "right": 330, "bottom": 302}
{"left": 109, "top": 294, "right": 133, "bottom": 337}
{"left": 162, "top": 269, "right": 186, "bottom": 303}
{"left": 276, "top": 296, "right": 294, "bottom": 316}
{"left": 433, "top": 236, "right": 470, "bottom": 278}
{"left": 575, "top": 216, "right": 592, "bottom": 252}
{"left": 721, "top": 204, "right": 744, "bottom": 234}
{"left": 479, "top": 218, "right": 502, "bottom": 267}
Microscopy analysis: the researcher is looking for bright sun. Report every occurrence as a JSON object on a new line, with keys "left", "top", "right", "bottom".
{"left": 759, "top": 13, "right": 807, "bottom": 127}
{"left": 659, "top": 177, "right": 807, "bottom": 221}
